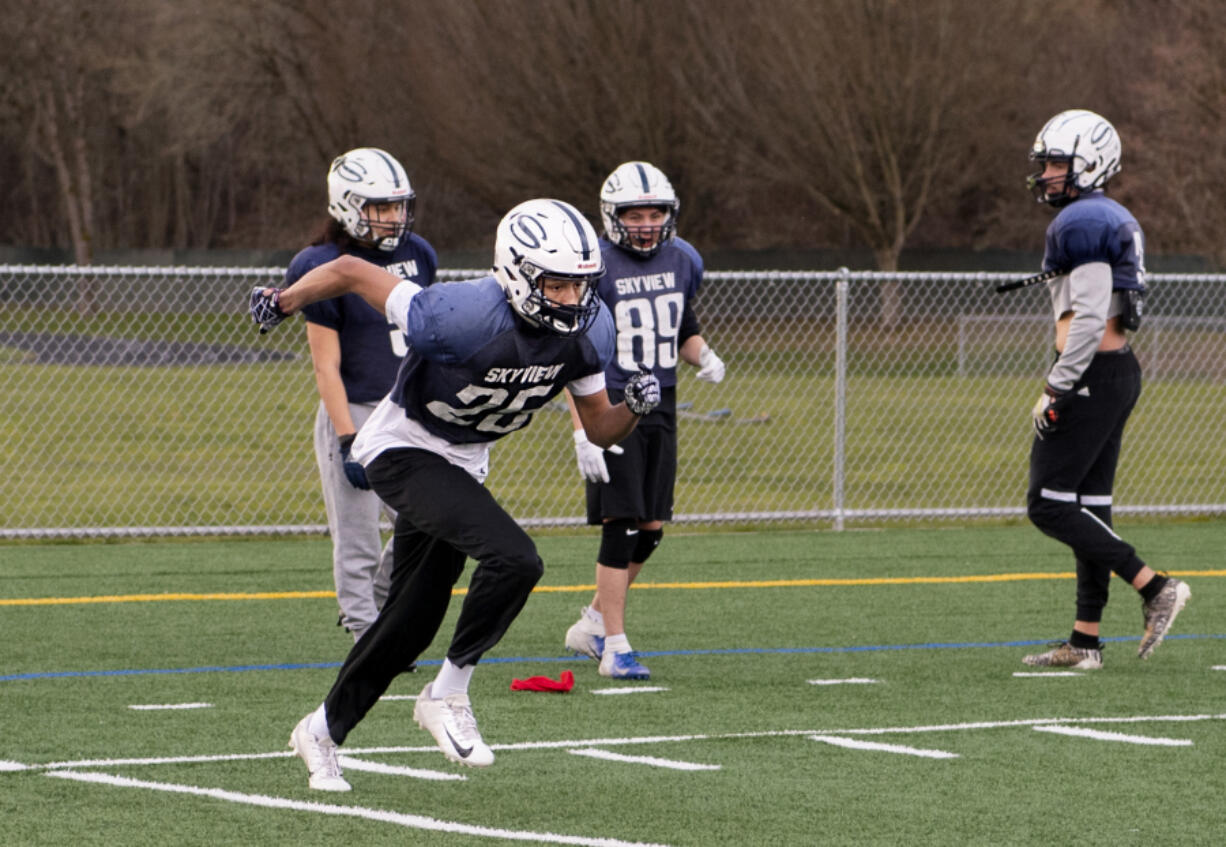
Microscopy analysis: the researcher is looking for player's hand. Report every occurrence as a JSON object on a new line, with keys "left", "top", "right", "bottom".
{"left": 696, "top": 345, "right": 726, "bottom": 383}
{"left": 250, "top": 286, "right": 289, "bottom": 334}
{"left": 624, "top": 364, "right": 661, "bottom": 416}
{"left": 573, "top": 428, "right": 624, "bottom": 484}
{"left": 338, "top": 434, "right": 371, "bottom": 490}
{"left": 1031, "top": 384, "right": 1073, "bottom": 439}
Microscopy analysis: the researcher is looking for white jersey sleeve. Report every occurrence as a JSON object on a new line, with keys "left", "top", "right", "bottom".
{"left": 384, "top": 280, "right": 423, "bottom": 335}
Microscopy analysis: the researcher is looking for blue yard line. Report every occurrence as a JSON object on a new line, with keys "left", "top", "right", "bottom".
{"left": 2, "top": 633, "right": 1222, "bottom": 683}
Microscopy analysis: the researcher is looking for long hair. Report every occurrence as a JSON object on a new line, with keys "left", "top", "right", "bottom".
{"left": 309, "top": 218, "right": 356, "bottom": 249}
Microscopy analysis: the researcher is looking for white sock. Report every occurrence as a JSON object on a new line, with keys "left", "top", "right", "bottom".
{"left": 307, "top": 702, "right": 330, "bottom": 739}
{"left": 584, "top": 606, "right": 604, "bottom": 627}
{"left": 604, "top": 633, "right": 631, "bottom": 654}
{"left": 430, "top": 658, "right": 475, "bottom": 699}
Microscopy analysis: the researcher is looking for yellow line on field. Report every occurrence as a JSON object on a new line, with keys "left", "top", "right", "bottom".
{"left": 2, "top": 569, "right": 1220, "bottom": 607}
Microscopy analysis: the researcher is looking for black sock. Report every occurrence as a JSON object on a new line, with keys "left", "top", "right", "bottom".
{"left": 1139, "top": 575, "right": 1168, "bottom": 602}
{"left": 1070, "top": 630, "right": 1100, "bottom": 650}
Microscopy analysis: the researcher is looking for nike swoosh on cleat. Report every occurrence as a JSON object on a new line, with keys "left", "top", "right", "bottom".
{"left": 445, "top": 728, "right": 473, "bottom": 758}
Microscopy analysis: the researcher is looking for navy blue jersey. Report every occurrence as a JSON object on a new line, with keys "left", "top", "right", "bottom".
{"left": 292, "top": 234, "right": 438, "bottom": 402}
{"left": 1042, "top": 193, "right": 1146, "bottom": 292}
{"left": 390, "top": 277, "right": 616, "bottom": 444}
{"left": 597, "top": 236, "right": 704, "bottom": 391}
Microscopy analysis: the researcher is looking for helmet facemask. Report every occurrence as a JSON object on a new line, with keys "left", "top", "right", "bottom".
{"left": 509, "top": 253, "right": 603, "bottom": 336}
{"left": 603, "top": 203, "right": 677, "bottom": 258}
{"left": 1027, "top": 155, "right": 1080, "bottom": 208}
{"left": 348, "top": 195, "right": 415, "bottom": 251}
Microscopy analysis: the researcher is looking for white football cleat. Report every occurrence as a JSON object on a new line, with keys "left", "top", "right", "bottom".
{"left": 289, "top": 715, "right": 351, "bottom": 791}
{"left": 413, "top": 684, "right": 495, "bottom": 767}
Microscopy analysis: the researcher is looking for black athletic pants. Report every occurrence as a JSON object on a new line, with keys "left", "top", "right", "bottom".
{"left": 1026, "top": 347, "right": 1145, "bottom": 623}
{"left": 323, "top": 447, "right": 543, "bottom": 744}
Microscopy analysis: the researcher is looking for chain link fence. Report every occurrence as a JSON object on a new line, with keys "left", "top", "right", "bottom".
{"left": 2, "top": 265, "right": 1224, "bottom": 539}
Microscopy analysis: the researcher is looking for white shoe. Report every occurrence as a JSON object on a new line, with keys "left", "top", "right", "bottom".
{"left": 289, "top": 715, "right": 351, "bottom": 791}
{"left": 565, "top": 607, "right": 605, "bottom": 659}
{"left": 413, "top": 684, "right": 495, "bottom": 767}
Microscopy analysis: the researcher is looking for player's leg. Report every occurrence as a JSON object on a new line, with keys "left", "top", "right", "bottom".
{"left": 293, "top": 449, "right": 466, "bottom": 788}
{"left": 566, "top": 425, "right": 646, "bottom": 660}
{"left": 599, "top": 411, "right": 675, "bottom": 676}
{"left": 376, "top": 448, "right": 542, "bottom": 766}
{"left": 314, "top": 402, "right": 386, "bottom": 642}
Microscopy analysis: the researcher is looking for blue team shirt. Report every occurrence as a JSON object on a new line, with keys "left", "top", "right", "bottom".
{"left": 597, "top": 236, "right": 704, "bottom": 391}
{"left": 290, "top": 234, "right": 438, "bottom": 402}
{"left": 389, "top": 277, "right": 616, "bottom": 444}
{"left": 1042, "top": 192, "right": 1146, "bottom": 292}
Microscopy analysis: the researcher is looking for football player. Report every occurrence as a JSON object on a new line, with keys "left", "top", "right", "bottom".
{"left": 252, "top": 198, "right": 660, "bottom": 791}
{"left": 563, "top": 162, "right": 726, "bottom": 680}
{"left": 290, "top": 147, "right": 437, "bottom": 646}
{"left": 1020, "top": 110, "right": 1189, "bottom": 670}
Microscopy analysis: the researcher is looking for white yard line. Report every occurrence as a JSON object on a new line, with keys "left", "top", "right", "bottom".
{"left": 46, "top": 770, "right": 671, "bottom": 847}
{"left": 337, "top": 755, "right": 467, "bottom": 781}
{"left": 807, "top": 678, "right": 879, "bottom": 685}
{"left": 17, "top": 712, "right": 1224, "bottom": 773}
{"left": 809, "top": 735, "right": 958, "bottom": 759}
{"left": 128, "top": 702, "right": 213, "bottom": 710}
{"left": 1031, "top": 725, "right": 1193, "bottom": 746}
{"left": 567, "top": 748, "right": 720, "bottom": 771}
{"left": 378, "top": 694, "right": 419, "bottom": 701}
{"left": 1012, "top": 672, "right": 1083, "bottom": 678}
{"left": 591, "top": 686, "right": 669, "bottom": 695}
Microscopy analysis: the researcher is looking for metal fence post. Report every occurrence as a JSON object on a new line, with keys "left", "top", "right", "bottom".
{"left": 833, "top": 267, "right": 849, "bottom": 531}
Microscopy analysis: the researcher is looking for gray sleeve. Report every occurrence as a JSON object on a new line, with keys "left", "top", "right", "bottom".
{"left": 1047, "top": 261, "right": 1111, "bottom": 392}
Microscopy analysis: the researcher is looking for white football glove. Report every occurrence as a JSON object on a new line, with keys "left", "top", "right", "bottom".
{"left": 572, "top": 428, "right": 624, "bottom": 483}
{"left": 696, "top": 345, "right": 726, "bottom": 383}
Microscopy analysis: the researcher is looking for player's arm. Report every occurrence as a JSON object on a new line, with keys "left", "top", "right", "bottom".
{"left": 569, "top": 369, "right": 660, "bottom": 449}
{"left": 1048, "top": 261, "right": 1111, "bottom": 392}
{"left": 305, "top": 323, "right": 356, "bottom": 437}
{"left": 676, "top": 299, "right": 725, "bottom": 383}
{"left": 571, "top": 389, "right": 639, "bottom": 449}
{"left": 278, "top": 255, "right": 404, "bottom": 316}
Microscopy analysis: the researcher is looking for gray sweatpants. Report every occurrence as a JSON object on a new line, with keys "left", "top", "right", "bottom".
{"left": 313, "top": 401, "right": 395, "bottom": 642}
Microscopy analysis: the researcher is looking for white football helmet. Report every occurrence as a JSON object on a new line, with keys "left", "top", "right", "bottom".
{"left": 599, "top": 161, "right": 679, "bottom": 257}
{"left": 493, "top": 199, "right": 604, "bottom": 336}
{"left": 327, "top": 147, "right": 415, "bottom": 251}
{"left": 1028, "top": 110, "right": 1121, "bottom": 207}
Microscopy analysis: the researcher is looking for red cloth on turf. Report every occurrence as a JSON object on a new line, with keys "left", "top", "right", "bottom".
{"left": 510, "top": 670, "right": 574, "bottom": 692}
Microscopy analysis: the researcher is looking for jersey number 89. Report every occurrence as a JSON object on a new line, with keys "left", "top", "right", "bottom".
{"left": 614, "top": 293, "right": 684, "bottom": 371}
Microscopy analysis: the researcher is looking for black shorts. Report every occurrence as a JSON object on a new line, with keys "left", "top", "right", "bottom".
{"left": 586, "top": 386, "right": 678, "bottom": 524}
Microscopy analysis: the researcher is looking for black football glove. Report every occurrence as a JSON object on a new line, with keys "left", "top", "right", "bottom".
{"left": 338, "top": 434, "right": 371, "bottom": 490}
{"left": 250, "top": 286, "right": 288, "bottom": 334}
{"left": 624, "top": 364, "right": 661, "bottom": 416}
{"left": 1031, "top": 384, "right": 1074, "bottom": 439}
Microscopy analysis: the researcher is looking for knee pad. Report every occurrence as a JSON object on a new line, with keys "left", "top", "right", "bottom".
{"left": 598, "top": 518, "right": 639, "bottom": 569}
{"left": 632, "top": 528, "right": 663, "bottom": 565}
